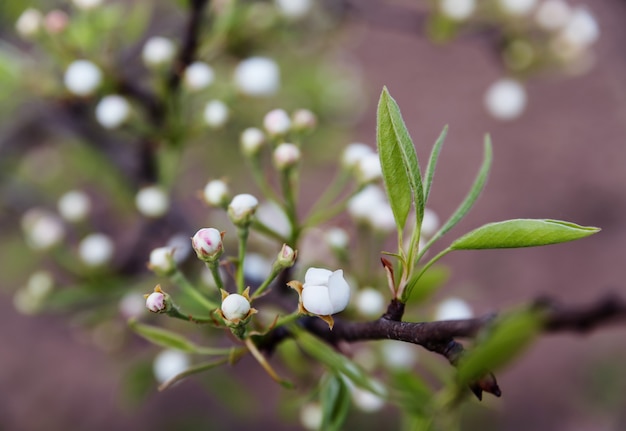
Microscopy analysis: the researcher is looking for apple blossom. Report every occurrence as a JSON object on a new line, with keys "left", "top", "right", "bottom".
{"left": 301, "top": 267, "right": 351, "bottom": 316}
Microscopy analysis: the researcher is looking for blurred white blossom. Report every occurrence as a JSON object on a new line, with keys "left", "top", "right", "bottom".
{"left": 78, "top": 233, "right": 114, "bottom": 267}
{"left": 484, "top": 78, "right": 527, "bottom": 121}
{"left": 95, "top": 95, "right": 131, "bottom": 129}
{"left": 64, "top": 60, "right": 102, "bottom": 96}
{"left": 234, "top": 57, "right": 280, "bottom": 96}
{"left": 153, "top": 349, "right": 190, "bottom": 384}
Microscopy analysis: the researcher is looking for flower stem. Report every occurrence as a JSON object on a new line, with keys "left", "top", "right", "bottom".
{"left": 170, "top": 270, "right": 218, "bottom": 311}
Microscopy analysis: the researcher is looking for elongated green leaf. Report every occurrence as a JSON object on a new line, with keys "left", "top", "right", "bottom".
{"left": 457, "top": 310, "right": 543, "bottom": 386}
{"left": 320, "top": 373, "right": 351, "bottom": 431}
{"left": 390, "top": 371, "right": 433, "bottom": 417}
{"left": 450, "top": 219, "right": 600, "bottom": 250}
{"left": 437, "top": 135, "right": 492, "bottom": 239}
{"left": 423, "top": 125, "right": 448, "bottom": 204}
{"left": 129, "top": 319, "right": 199, "bottom": 352}
{"left": 292, "top": 326, "right": 385, "bottom": 396}
{"left": 377, "top": 87, "right": 424, "bottom": 230}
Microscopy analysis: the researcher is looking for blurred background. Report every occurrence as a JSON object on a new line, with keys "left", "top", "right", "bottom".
{"left": 1, "top": 0, "right": 625, "bottom": 430}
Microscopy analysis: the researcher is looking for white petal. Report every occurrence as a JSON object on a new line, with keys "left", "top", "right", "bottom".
{"left": 304, "top": 267, "right": 332, "bottom": 286}
{"left": 301, "top": 285, "right": 334, "bottom": 315}
{"left": 327, "top": 270, "right": 350, "bottom": 313}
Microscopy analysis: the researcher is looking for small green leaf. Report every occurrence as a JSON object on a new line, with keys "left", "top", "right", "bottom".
{"left": 457, "top": 309, "right": 543, "bottom": 386}
{"left": 320, "top": 373, "right": 351, "bottom": 431}
{"left": 292, "top": 326, "right": 385, "bottom": 396}
{"left": 436, "top": 135, "right": 492, "bottom": 239}
{"left": 377, "top": 87, "right": 424, "bottom": 230}
{"left": 129, "top": 319, "right": 199, "bottom": 352}
{"left": 450, "top": 219, "right": 600, "bottom": 250}
{"left": 423, "top": 125, "right": 448, "bottom": 204}
{"left": 390, "top": 370, "right": 433, "bottom": 417}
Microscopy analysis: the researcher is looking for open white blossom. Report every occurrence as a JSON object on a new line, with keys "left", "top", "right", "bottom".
{"left": 484, "top": 78, "right": 527, "bottom": 121}
{"left": 234, "top": 57, "right": 280, "bottom": 96}
{"left": 440, "top": 0, "right": 476, "bottom": 21}
{"left": 153, "top": 349, "right": 190, "bottom": 384}
{"left": 95, "top": 95, "right": 130, "bottom": 129}
{"left": 64, "top": 60, "right": 102, "bottom": 96}
{"left": 301, "top": 267, "right": 351, "bottom": 315}
{"left": 78, "top": 233, "right": 114, "bottom": 267}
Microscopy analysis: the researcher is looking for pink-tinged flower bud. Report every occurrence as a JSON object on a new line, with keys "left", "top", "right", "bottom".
{"left": 44, "top": 10, "right": 68, "bottom": 34}
{"left": 183, "top": 61, "right": 214, "bottom": 91}
{"left": 203, "top": 179, "right": 230, "bottom": 207}
{"left": 275, "top": 244, "right": 297, "bottom": 269}
{"left": 191, "top": 228, "right": 224, "bottom": 262}
{"left": 146, "top": 291, "right": 165, "bottom": 312}
{"left": 291, "top": 109, "right": 317, "bottom": 131}
{"left": 273, "top": 143, "right": 301, "bottom": 170}
{"left": 240, "top": 127, "right": 265, "bottom": 156}
{"left": 149, "top": 246, "right": 176, "bottom": 275}
{"left": 228, "top": 193, "right": 259, "bottom": 226}
{"left": 263, "top": 109, "right": 291, "bottom": 136}
{"left": 135, "top": 186, "right": 169, "bottom": 218}
{"left": 64, "top": 60, "right": 102, "bottom": 96}
{"left": 221, "top": 293, "right": 251, "bottom": 321}
{"left": 301, "top": 267, "right": 351, "bottom": 316}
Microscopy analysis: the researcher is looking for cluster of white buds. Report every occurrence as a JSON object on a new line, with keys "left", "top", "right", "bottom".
{"left": 142, "top": 37, "right": 175, "bottom": 68}
{"left": 64, "top": 60, "right": 103, "bottom": 96}
{"left": 203, "top": 100, "right": 229, "bottom": 128}
{"left": 234, "top": 56, "right": 280, "bottom": 97}
{"left": 183, "top": 62, "right": 215, "bottom": 91}
{"left": 95, "top": 95, "right": 131, "bottom": 129}
{"left": 203, "top": 179, "right": 230, "bottom": 207}
{"left": 135, "top": 185, "right": 169, "bottom": 218}
{"left": 191, "top": 228, "right": 224, "bottom": 262}
{"left": 228, "top": 193, "right": 259, "bottom": 227}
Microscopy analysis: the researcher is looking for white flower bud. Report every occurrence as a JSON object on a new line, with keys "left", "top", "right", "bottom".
{"left": 291, "top": 109, "right": 317, "bottom": 131}
{"left": 535, "top": 0, "right": 571, "bottom": 31}
{"left": 22, "top": 209, "right": 65, "bottom": 250}
{"left": 484, "top": 78, "right": 527, "bottom": 121}
{"left": 240, "top": 127, "right": 266, "bottom": 156}
{"left": 421, "top": 208, "right": 440, "bottom": 237}
{"left": 16, "top": 8, "right": 43, "bottom": 38}
{"left": 275, "top": 243, "right": 297, "bottom": 269}
{"left": 142, "top": 36, "right": 175, "bottom": 67}
{"left": 57, "top": 190, "right": 90, "bottom": 222}
{"left": 221, "top": 293, "right": 251, "bottom": 321}
{"left": 135, "top": 186, "right": 169, "bottom": 218}
{"left": 64, "top": 60, "right": 102, "bottom": 96}
{"left": 95, "top": 95, "right": 130, "bottom": 129}
{"left": 149, "top": 246, "right": 176, "bottom": 275}
{"left": 299, "top": 403, "right": 323, "bottom": 431}
{"left": 356, "top": 153, "right": 382, "bottom": 183}
{"left": 435, "top": 297, "right": 473, "bottom": 320}
{"left": 256, "top": 201, "right": 291, "bottom": 238}
{"left": 228, "top": 193, "right": 259, "bottom": 226}
{"left": 301, "top": 267, "right": 351, "bottom": 315}
{"left": 324, "top": 227, "right": 349, "bottom": 249}
{"left": 203, "top": 100, "right": 229, "bottom": 128}
{"left": 234, "top": 56, "right": 280, "bottom": 97}
{"left": 274, "top": 0, "right": 313, "bottom": 19}
{"left": 72, "top": 0, "right": 103, "bottom": 10}
{"left": 191, "top": 228, "right": 223, "bottom": 262}
{"left": 380, "top": 340, "right": 418, "bottom": 370}
{"left": 203, "top": 179, "right": 230, "bottom": 207}
{"left": 559, "top": 7, "right": 599, "bottom": 49}
{"left": 342, "top": 143, "right": 373, "bottom": 169}
{"left": 440, "top": 0, "right": 476, "bottom": 21}
{"left": 497, "top": 0, "right": 537, "bottom": 16}
{"left": 273, "top": 143, "right": 301, "bottom": 169}
{"left": 263, "top": 109, "right": 291, "bottom": 136}
{"left": 78, "top": 233, "right": 114, "bottom": 267}
{"left": 145, "top": 291, "right": 166, "bottom": 312}
{"left": 347, "top": 185, "right": 386, "bottom": 222}
{"left": 183, "top": 61, "right": 214, "bottom": 91}
{"left": 27, "top": 271, "right": 54, "bottom": 298}
{"left": 119, "top": 292, "right": 146, "bottom": 318}
{"left": 355, "top": 288, "right": 385, "bottom": 317}
{"left": 153, "top": 349, "right": 190, "bottom": 384}
{"left": 44, "top": 10, "right": 69, "bottom": 34}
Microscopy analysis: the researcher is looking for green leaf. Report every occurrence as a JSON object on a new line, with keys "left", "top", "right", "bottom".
{"left": 320, "top": 373, "right": 352, "bottom": 431}
{"left": 390, "top": 371, "right": 433, "bottom": 417}
{"left": 128, "top": 319, "right": 200, "bottom": 352}
{"left": 457, "top": 309, "right": 543, "bottom": 386}
{"left": 292, "top": 326, "right": 385, "bottom": 396}
{"left": 377, "top": 87, "right": 424, "bottom": 230}
{"left": 423, "top": 125, "right": 448, "bottom": 204}
{"left": 450, "top": 219, "right": 600, "bottom": 250}
{"left": 437, "top": 135, "right": 492, "bottom": 239}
